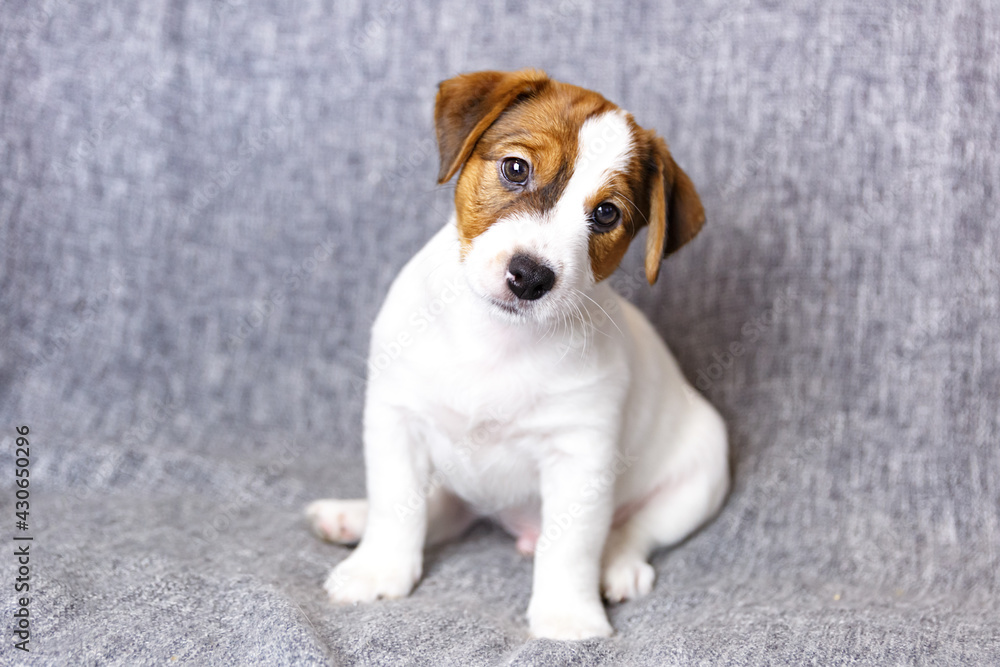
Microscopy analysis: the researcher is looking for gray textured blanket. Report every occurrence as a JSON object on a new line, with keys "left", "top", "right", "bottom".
{"left": 2, "top": 1, "right": 998, "bottom": 664}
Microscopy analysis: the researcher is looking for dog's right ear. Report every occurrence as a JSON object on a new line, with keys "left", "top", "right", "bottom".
{"left": 435, "top": 69, "right": 550, "bottom": 184}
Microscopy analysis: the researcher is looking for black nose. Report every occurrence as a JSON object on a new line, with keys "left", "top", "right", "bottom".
{"left": 506, "top": 254, "right": 556, "bottom": 301}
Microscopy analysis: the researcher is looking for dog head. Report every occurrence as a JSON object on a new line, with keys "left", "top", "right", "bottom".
{"left": 435, "top": 69, "right": 705, "bottom": 323}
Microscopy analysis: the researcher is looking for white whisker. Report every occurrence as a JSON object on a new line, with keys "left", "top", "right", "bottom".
{"left": 572, "top": 287, "right": 622, "bottom": 339}
{"left": 614, "top": 192, "right": 648, "bottom": 227}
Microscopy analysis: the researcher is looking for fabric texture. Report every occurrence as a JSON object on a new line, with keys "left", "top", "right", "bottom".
{"left": 1, "top": 1, "right": 998, "bottom": 664}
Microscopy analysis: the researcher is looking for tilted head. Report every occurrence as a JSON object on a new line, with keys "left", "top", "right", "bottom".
{"left": 435, "top": 69, "right": 705, "bottom": 323}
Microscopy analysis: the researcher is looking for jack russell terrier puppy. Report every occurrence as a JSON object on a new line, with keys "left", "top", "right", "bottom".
{"left": 307, "top": 69, "right": 730, "bottom": 640}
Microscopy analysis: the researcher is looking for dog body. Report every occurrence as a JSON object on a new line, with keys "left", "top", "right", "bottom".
{"left": 308, "top": 70, "right": 729, "bottom": 640}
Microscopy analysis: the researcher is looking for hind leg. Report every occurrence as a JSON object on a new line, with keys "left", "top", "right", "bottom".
{"left": 306, "top": 487, "right": 476, "bottom": 548}
{"left": 602, "top": 407, "right": 729, "bottom": 603}
{"left": 306, "top": 499, "right": 368, "bottom": 544}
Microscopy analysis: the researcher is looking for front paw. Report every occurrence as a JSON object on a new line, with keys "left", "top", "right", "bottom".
{"left": 528, "top": 598, "right": 613, "bottom": 640}
{"left": 323, "top": 548, "right": 421, "bottom": 603}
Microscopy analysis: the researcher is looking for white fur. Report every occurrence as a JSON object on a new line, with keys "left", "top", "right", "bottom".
{"left": 308, "top": 111, "right": 729, "bottom": 641}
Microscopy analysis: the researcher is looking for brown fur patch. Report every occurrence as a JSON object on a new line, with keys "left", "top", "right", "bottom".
{"left": 451, "top": 79, "right": 616, "bottom": 253}
{"left": 435, "top": 70, "right": 550, "bottom": 184}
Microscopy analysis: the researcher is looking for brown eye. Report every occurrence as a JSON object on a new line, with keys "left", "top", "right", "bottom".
{"left": 500, "top": 157, "right": 530, "bottom": 185}
{"left": 591, "top": 202, "right": 621, "bottom": 231}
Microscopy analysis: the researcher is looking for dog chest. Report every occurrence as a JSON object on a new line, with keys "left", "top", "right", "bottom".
{"left": 412, "top": 404, "right": 542, "bottom": 511}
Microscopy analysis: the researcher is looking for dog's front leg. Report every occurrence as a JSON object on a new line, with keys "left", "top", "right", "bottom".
{"left": 324, "top": 404, "right": 428, "bottom": 603}
{"left": 528, "top": 435, "right": 615, "bottom": 640}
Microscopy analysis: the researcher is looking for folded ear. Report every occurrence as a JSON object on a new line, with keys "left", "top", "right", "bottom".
{"left": 644, "top": 137, "right": 706, "bottom": 284}
{"left": 435, "top": 69, "right": 550, "bottom": 184}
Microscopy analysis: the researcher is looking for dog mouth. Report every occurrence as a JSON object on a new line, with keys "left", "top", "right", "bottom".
{"left": 488, "top": 296, "right": 523, "bottom": 315}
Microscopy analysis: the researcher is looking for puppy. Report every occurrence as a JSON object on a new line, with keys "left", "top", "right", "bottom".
{"left": 307, "top": 69, "right": 729, "bottom": 640}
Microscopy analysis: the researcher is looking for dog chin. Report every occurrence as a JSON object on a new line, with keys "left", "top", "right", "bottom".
{"left": 474, "top": 290, "right": 551, "bottom": 325}
{"left": 484, "top": 295, "right": 534, "bottom": 322}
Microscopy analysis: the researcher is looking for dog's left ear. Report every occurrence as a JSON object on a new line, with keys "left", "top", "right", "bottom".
{"left": 644, "top": 136, "right": 706, "bottom": 284}
{"left": 435, "top": 69, "right": 550, "bottom": 184}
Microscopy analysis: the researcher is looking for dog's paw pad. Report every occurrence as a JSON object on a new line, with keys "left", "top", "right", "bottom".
{"left": 601, "top": 558, "right": 655, "bottom": 603}
{"left": 306, "top": 499, "right": 368, "bottom": 544}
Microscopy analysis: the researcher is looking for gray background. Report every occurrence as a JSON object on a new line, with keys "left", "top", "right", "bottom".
{"left": 2, "top": 1, "right": 998, "bottom": 664}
